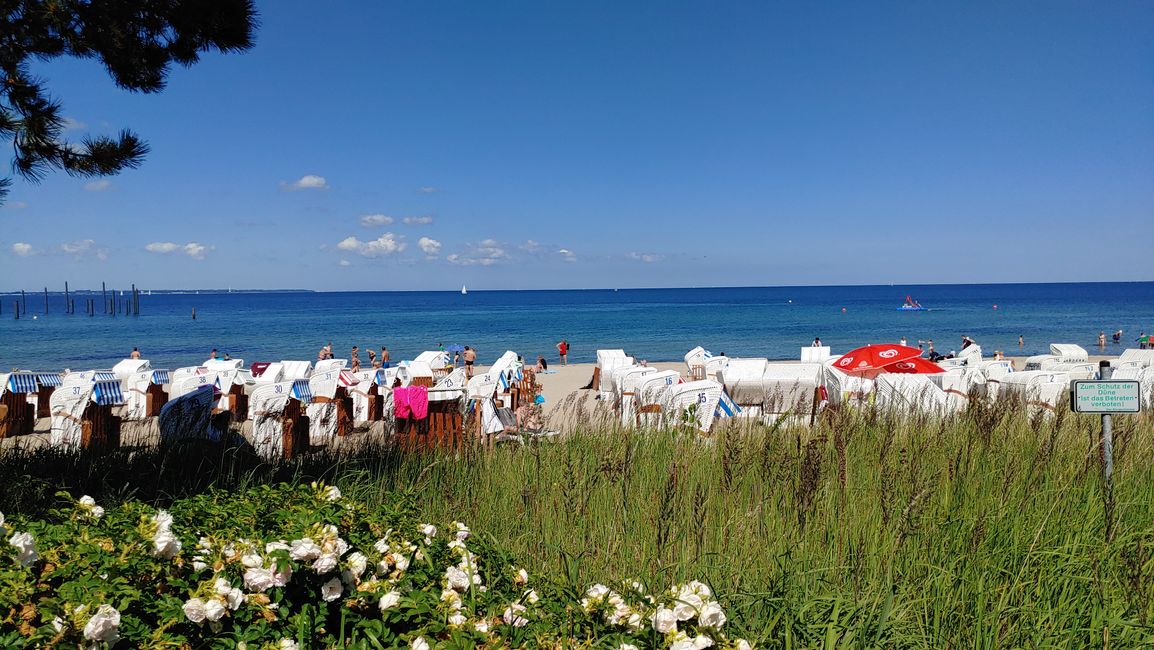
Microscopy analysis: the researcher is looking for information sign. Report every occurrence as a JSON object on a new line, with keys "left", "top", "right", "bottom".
{"left": 1070, "top": 380, "right": 1141, "bottom": 414}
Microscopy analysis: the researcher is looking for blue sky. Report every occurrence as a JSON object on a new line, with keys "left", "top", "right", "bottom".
{"left": 2, "top": 1, "right": 1152, "bottom": 291}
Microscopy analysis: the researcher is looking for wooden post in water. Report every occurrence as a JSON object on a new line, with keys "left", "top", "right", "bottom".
{"left": 101, "top": 282, "right": 107, "bottom": 314}
{"left": 21, "top": 290, "right": 27, "bottom": 313}
{"left": 14, "top": 300, "right": 20, "bottom": 319}
{"left": 43, "top": 287, "right": 48, "bottom": 314}
{"left": 64, "top": 282, "right": 70, "bottom": 313}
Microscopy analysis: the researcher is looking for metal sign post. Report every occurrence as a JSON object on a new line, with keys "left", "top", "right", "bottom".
{"left": 1069, "top": 361, "right": 1143, "bottom": 540}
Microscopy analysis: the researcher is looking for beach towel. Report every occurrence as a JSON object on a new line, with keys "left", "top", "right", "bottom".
{"left": 481, "top": 398, "right": 505, "bottom": 434}
{"left": 394, "top": 386, "right": 412, "bottom": 419}
{"left": 409, "top": 385, "right": 428, "bottom": 420}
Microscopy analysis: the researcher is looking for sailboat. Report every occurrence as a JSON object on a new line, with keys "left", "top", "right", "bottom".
{"left": 461, "top": 285, "right": 468, "bottom": 295}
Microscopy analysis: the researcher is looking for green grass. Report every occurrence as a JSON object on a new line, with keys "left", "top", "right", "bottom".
{"left": 3, "top": 402, "right": 1154, "bottom": 647}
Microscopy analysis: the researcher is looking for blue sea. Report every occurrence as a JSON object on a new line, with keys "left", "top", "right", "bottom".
{"left": 1, "top": 283, "right": 1151, "bottom": 371}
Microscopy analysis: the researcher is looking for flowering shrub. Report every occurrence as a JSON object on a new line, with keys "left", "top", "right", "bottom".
{"left": 1, "top": 484, "right": 751, "bottom": 648}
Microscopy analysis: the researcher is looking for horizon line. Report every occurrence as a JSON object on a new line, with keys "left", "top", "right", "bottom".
{"left": 4, "top": 278, "right": 1152, "bottom": 294}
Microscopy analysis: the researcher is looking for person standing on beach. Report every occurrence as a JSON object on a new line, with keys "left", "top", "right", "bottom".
{"left": 381, "top": 346, "right": 391, "bottom": 369}
{"left": 899, "top": 336, "right": 908, "bottom": 347}
{"left": 812, "top": 337, "right": 822, "bottom": 347}
{"left": 350, "top": 346, "right": 361, "bottom": 372}
{"left": 1098, "top": 331, "right": 1106, "bottom": 348}
{"left": 1019, "top": 335, "right": 1024, "bottom": 348}
{"left": 130, "top": 347, "right": 141, "bottom": 359}
{"left": 463, "top": 346, "right": 477, "bottom": 378}
{"left": 556, "top": 340, "right": 569, "bottom": 366}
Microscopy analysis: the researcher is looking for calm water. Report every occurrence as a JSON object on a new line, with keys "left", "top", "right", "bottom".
{"left": 1, "top": 283, "right": 1151, "bottom": 371}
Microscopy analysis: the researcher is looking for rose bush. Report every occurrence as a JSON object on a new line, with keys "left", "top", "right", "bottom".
{"left": 0, "top": 484, "right": 751, "bottom": 648}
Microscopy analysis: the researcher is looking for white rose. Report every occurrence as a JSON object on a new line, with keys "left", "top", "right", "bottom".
{"left": 0, "top": 511, "right": 6, "bottom": 536}
{"left": 411, "top": 636, "right": 430, "bottom": 650}
{"left": 241, "top": 551, "right": 263, "bottom": 568}
{"left": 204, "top": 598, "right": 227, "bottom": 622}
{"left": 265, "top": 541, "right": 290, "bottom": 553}
{"left": 419, "top": 523, "right": 437, "bottom": 538}
{"left": 79, "top": 495, "right": 96, "bottom": 506}
{"left": 323, "top": 485, "right": 342, "bottom": 501}
{"left": 698, "top": 601, "right": 727, "bottom": 629}
{"left": 153, "top": 529, "right": 181, "bottom": 559}
{"left": 312, "top": 553, "right": 339, "bottom": 574}
{"left": 391, "top": 552, "right": 410, "bottom": 572}
{"left": 453, "top": 521, "right": 470, "bottom": 540}
{"left": 89, "top": 505, "right": 105, "bottom": 519}
{"left": 279, "top": 640, "right": 300, "bottom": 650}
{"left": 524, "top": 589, "right": 539, "bottom": 605}
{"left": 670, "top": 641, "right": 696, "bottom": 650}
{"left": 515, "top": 568, "right": 529, "bottom": 585}
{"left": 243, "top": 567, "right": 277, "bottom": 592}
{"left": 687, "top": 580, "right": 712, "bottom": 598}
{"left": 227, "top": 588, "right": 245, "bottom": 610}
{"left": 619, "top": 645, "right": 640, "bottom": 650}
{"left": 272, "top": 564, "right": 292, "bottom": 587}
{"left": 321, "top": 577, "right": 343, "bottom": 602}
{"left": 448, "top": 612, "right": 467, "bottom": 626}
{"left": 8, "top": 531, "right": 38, "bottom": 567}
{"left": 503, "top": 603, "right": 528, "bottom": 627}
{"left": 692, "top": 635, "right": 714, "bottom": 649}
{"left": 289, "top": 538, "right": 321, "bottom": 561}
{"left": 734, "top": 640, "right": 752, "bottom": 650}
{"left": 182, "top": 598, "right": 207, "bottom": 623}
{"left": 673, "top": 595, "right": 701, "bottom": 621}
{"left": 82, "top": 604, "right": 120, "bottom": 642}
{"left": 214, "top": 577, "right": 232, "bottom": 595}
{"left": 445, "top": 566, "right": 470, "bottom": 591}
{"left": 586, "top": 583, "right": 610, "bottom": 601}
{"left": 346, "top": 552, "right": 368, "bottom": 578}
{"left": 378, "top": 590, "right": 402, "bottom": 611}
{"left": 473, "top": 619, "right": 490, "bottom": 633}
{"left": 153, "top": 510, "right": 174, "bottom": 530}
{"left": 652, "top": 606, "right": 677, "bottom": 634}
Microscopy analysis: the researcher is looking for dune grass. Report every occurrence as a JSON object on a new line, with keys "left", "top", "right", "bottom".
{"left": 3, "top": 402, "right": 1153, "bottom": 646}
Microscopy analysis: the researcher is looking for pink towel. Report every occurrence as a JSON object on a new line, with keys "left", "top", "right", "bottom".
{"left": 409, "top": 385, "right": 429, "bottom": 420}
{"left": 393, "top": 387, "right": 411, "bottom": 419}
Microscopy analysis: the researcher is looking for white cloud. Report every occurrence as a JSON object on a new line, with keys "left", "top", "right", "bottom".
{"left": 182, "top": 243, "right": 211, "bottom": 260}
{"left": 418, "top": 236, "right": 442, "bottom": 257}
{"left": 402, "top": 215, "right": 434, "bottom": 225}
{"left": 339, "top": 259, "right": 351, "bottom": 267}
{"left": 62, "top": 117, "right": 87, "bottom": 131}
{"left": 418, "top": 186, "right": 439, "bottom": 194}
{"left": 5, "top": 201, "right": 28, "bottom": 209}
{"left": 519, "top": 240, "right": 542, "bottom": 254}
{"left": 282, "top": 174, "right": 329, "bottom": 191}
{"left": 11, "top": 242, "right": 34, "bottom": 257}
{"left": 627, "top": 252, "right": 663, "bottom": 263}
{"left": 447, "top": 239, "right": 509, "bottom": 266}
{"left": 84, "top": 179, "right": 112, "bottom": 192}
{"left": 360, "top": 214, "right": 394, "bottom": 227}
{"left": 336, "top": 233, "right": 405, "bottom": 258}
{"left": 60, "top": 239, "right": 107, "bottom": 261}
{"left": 558, "top": 248, "right": 577, "bottom": 263}
{"left": 145, "top": 242, "right": 180, "bottom": 253}
{"left": 145, "top": 241, "right": 213, "bottom": 260}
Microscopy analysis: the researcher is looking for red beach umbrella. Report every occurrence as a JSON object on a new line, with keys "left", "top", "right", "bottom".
{"left": 832, "top": 344, "right": 923, "bottom": 373}
{"left": 882, "top": 356, "right": 944, "bottom": 374}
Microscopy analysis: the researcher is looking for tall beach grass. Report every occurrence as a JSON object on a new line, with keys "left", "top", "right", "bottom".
{"left": 2, "top": 402, "right": 1152, "bottom": 646}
